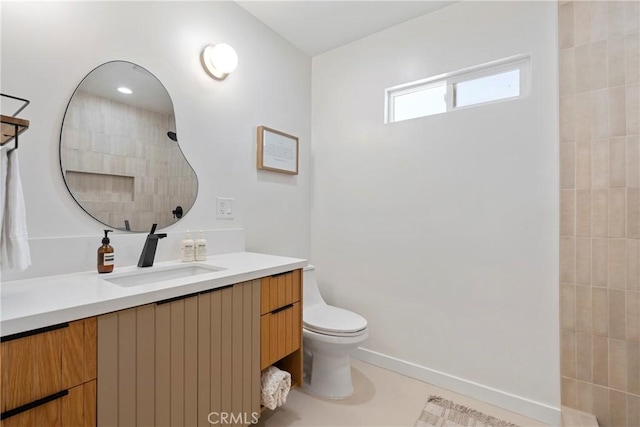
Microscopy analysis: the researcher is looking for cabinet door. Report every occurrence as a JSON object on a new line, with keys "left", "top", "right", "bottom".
{"left": 233, "top": 281, "right": 261, "bottom": 426}
{"left": 97, "top": 305, "right": 159, "bottom": 427}
{"left": 97, "top": 282, "right": 260, "bottom": 427}
{"left": 196, "top": 285, "right": 227, "bottom": 427}
{"left": 197, "top": 280, "right": 260, "bottom": 427}
{"left": 154, "top": 295, "right": 199, "bottom": 427}
{"left": 98, "top": 299, "right": 198, "bottom": 427}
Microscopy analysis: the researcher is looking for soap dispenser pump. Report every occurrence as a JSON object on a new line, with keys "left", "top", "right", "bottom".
{"left": 98, "top": 230, "right": 114, "bottom": 273}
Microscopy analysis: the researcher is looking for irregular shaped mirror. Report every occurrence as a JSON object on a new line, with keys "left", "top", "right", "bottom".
{"left": 60, "top": 61, "right": 198, "bottom": 232}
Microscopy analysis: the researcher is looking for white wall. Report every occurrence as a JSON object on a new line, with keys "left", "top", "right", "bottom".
{"left": 1, "top": 1, "right": 310, "bottom": 279}
{"left": 2, "top": 1, "right": 562, "bottom": 421}
{"left": 311, "top": 1, "right": 560, "bottom": 423}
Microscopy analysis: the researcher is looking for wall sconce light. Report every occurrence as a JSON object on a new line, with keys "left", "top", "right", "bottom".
{"left": 201, "top": 43, "right": 238, "bottom": 80}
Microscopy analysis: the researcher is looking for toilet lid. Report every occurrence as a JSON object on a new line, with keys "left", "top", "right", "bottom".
{"left": 303, "top": 305, "right": 367, "bottom": 335}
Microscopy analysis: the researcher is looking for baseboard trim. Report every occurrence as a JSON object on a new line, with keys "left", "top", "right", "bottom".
{"left": 352, "top": 347, "right": 561, "bottom": 426}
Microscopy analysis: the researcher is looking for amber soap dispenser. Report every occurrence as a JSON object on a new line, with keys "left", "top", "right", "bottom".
{"left": 98, "top": 229, "right": 114, "bottom": 273}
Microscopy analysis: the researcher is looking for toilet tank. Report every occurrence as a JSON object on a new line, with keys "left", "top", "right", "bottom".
{"left": 303, "top": 265, "right": 325, "bottom": 308}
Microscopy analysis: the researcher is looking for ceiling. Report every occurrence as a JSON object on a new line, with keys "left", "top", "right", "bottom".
{"left": 236, "top": 1, "right": 457, "bottom": 57}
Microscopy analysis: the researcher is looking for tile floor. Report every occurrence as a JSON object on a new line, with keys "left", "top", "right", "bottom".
{"left": 257, "top": 359, "right": 548, "bottom": 427}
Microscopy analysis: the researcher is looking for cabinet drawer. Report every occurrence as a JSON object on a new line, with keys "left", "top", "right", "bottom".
{"left": 260, "top": 302, "right": 301, "bottom": 370}
{"left": 0, "top": 381, "right": 96, "bottom": 427}
{"left": 260, "top": 269, "right": 301, "bottom": 315}
{"left": 1, "top": 318, "right": 96, "bottom": 413}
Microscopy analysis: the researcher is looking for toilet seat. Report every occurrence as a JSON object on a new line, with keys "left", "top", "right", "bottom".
{"left": 303, "top": 305, "right": 367, "bottom": 337}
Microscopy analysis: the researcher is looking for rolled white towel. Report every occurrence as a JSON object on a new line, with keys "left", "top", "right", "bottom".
{"left": 260, "top": 366, "right": 292, "bottom": 410}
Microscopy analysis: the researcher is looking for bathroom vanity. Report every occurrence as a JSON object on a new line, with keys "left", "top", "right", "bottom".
{"left": 0, "top": 252, "right": 306, "bottom": 427}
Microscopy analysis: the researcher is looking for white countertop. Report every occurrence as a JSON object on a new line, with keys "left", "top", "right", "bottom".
{"left": 1, "top": 252, "right": 307, "bottom": 337}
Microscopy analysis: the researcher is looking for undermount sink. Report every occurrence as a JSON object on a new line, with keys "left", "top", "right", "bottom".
{"left": 104, "top": 263, "right": 225, "bottom": 287}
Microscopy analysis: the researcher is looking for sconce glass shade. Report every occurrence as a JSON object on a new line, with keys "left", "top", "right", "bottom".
{"left": 202, "top": 44, "right": 238, "bottom": 80}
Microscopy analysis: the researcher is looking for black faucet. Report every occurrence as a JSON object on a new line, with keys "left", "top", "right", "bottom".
{"left": 138, "top": 223, "right": 167, "bottom": 268}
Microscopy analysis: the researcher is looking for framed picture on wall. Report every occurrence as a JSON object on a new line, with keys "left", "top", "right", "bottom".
{"left": 257, "top": 126, "right": 299, "bottom": 175}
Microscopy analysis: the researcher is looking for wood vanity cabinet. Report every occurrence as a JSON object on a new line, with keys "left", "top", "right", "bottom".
{"left": 0, "top": 317, "right": 97, "bottom": 427}
{"left": 94, "top": 269, "right": 303, "bottom": 426}
{"left": 97, "top": 280, "right": 261, "bottom": 427}
{"left": 260, "top": 269, "right": 303, "bottom": 387}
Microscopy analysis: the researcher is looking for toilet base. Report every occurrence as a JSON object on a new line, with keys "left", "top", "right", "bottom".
{"left": 302, "top": 328, "right": 368, "bottom": 400}
{"left": 304, "top": 351, "right": 355, "bottom": 399}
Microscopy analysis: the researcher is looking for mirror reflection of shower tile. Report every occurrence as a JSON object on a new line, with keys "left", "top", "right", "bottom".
{"left": 60, "top": 61, "right": 198, "bottom": 231}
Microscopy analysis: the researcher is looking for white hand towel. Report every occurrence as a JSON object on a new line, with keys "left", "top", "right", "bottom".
{"left": 260, "top": 366, "right": 292, "bottom": 410}
{"left": 1, "top": 148, "right": 31, "bottom": 272}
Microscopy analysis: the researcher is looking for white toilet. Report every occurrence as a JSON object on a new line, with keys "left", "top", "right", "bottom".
{"left": 302, "top": 265, "right": 368, "bottom": 399}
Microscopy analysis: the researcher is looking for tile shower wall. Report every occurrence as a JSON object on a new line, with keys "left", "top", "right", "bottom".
{"left": 61, "top": 91, "right": 197, "bottom": 230}
{"left": 558, "top": 2, "right": 640, "bottom": 426}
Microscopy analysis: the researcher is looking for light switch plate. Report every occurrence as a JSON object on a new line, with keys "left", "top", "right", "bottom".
{"left": 216, "top": 197, "right": 234, "bottom": 219}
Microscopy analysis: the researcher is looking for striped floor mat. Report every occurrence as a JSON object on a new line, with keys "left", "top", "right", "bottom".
{"left": 415, "top": 396, "right": 521, "bottom": 427}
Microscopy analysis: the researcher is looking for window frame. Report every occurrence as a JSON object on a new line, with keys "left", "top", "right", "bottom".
{"left": 385, "top": 53, "right": 531, "bottom": 124}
